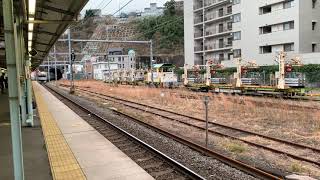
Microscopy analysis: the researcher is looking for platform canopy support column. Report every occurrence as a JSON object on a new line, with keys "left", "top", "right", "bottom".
{"left": 14, "top": 15, "right": 28, "bottom": 127}
{"left": 2, "top": 0, "right": 25, "bottom": 179}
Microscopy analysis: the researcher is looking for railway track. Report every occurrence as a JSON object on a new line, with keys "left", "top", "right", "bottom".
{"left": 50, "top": 84, "right": 283, "bottom": 179}
{"left": 168, "top": 92, "right": 320, "bottom": 111}
{"left": 61, "top": 85, "right": 320, "bottom": 169}
{"left": 45, "top": 85, "right": 205, "bottom": 180}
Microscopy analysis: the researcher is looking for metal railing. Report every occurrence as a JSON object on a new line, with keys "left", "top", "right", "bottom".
{"left": 205, "top": 10, "right": 232, "bottom": 21}
{"left": 205, "top": 26, "right": 232, "bottom": 36}
{"left": 204, "top": 0, "right": 229, "bottom": 7}
{"left": 194, "top": 46, "right": 204, "bottom": 52}
{"left": 194, "top": 17, "right": 204, "bottom": 24}
{"left": 204, "top": 41, "right": 232, "bottom": 51}
{"left": 194, "top": 32, "right": 204, "bottom": 38}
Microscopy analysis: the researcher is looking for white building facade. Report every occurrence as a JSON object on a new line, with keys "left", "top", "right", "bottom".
{"left": 92, "top": 53, "right": 136, "bottom": 80}
{"left": 184, "top": 0, "right": 320, "bottom": 67}
{"left": 142, "top": 3, "right": 164, "bottom": 17}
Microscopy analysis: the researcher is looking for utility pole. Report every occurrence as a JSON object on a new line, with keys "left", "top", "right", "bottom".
{"left": 54, "top": 45, "right": 57, "bottom": 85}
{"left": 47, "top": 56, "right": 50, "bottom": 82}
{"left": 150, "top": 39, "right": 154, "bottom": 84}
{"left": 68, "top": 28, "right": 75, "bottom": 93}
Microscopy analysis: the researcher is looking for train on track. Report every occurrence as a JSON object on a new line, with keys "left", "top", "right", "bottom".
{"left": 33, "top": 69, "right": 63, "bottom": 83}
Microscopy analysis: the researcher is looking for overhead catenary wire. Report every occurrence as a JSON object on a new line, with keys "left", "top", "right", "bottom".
{"left": 112, "top": 0, "right": 134, "bottom": 16}
{"left": 70, "top": 0, "right": 115, "bottom": 30}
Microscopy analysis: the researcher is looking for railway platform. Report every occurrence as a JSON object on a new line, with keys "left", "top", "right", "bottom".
{"left": 32, "top": 81, "right": 154, "bottom": 180}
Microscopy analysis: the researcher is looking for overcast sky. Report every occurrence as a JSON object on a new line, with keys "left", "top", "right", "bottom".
{"left": 82, "top": 0, "right": 169, "bottom": 15}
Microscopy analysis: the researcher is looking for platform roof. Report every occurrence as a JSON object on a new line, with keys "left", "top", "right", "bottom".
{"left": 0, "top": 0, "right": 88, "bottom": 69}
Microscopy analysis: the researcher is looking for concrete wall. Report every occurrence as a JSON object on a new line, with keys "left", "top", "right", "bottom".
{"left": 184, "top": 0, "right": 195, "bottom": 66}
{"left": 299, "top": 0, "right": 320, "bottom": 53}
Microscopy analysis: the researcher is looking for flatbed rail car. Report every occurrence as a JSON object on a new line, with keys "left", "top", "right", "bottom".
{"left": 186, "top": 83, "right": 306, "bottom": 97}
{"left": 145, "top": 64, "right": 178, "bottom": 88}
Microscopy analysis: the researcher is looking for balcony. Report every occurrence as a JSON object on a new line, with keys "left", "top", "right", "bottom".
{"left": 194, "top": 32, "right": 204, "bottom": 39}
{"left": 193, "top": 2, "right": 203, "bottom": 11}
{"left": 204, "top": 41, "right": 232, "bottom": 52}
{"left": 204, "top": 0, "right": 230, "bottom": 8}
{"left": 194, "top": 46, "right": 204, "bottom": 52}
{"left": 194, "top": 17, "right": 204, "bottom": 25}
{"left": 205, "top": 26, "right": 232, "bottom": 37}
{"left": 205, "top": 10, "right": 232, "bottom": 23}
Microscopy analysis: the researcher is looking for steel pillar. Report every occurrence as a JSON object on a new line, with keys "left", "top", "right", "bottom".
{"left": 25, "top": 59, "right": 34, "bottom": 126}
{"left": 16, "top": 15, "right": 27, "bottom": 127}
{"left": 2, "top": 0, "right": 25, "bottom": 179}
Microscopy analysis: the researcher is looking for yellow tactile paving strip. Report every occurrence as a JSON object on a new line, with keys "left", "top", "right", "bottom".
{"left": 33, "top": 83, "right": 86, "bottom": 180}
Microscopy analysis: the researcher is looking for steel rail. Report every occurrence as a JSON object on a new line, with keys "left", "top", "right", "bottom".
{"left": 67, "top": 85, "right": 320, "bottom": 154}
{"left": 48, "top": 84, "right": 283, "bottom": 180}
{"left": 63, "top": 85, "right": 320, "bottom": 167}
{"left": 45, "top": 85, "right": 205, "bottom": 180}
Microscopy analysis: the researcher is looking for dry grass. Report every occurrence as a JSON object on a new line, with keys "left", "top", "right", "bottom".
{"left": 219, "top": 139, "right": 247, "bottom": 154}
{"left": 58, "top": 80, "right": 320, "bottom": 146}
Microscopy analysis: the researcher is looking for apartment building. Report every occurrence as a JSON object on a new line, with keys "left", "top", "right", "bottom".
{"left": 184, "top": 0, "right": 320, "bottom": 66}
{"left": 185, "top": 0, "right": 233, "bottom": 65}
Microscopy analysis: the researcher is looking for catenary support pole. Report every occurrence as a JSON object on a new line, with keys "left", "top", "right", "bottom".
{"left": 54, "top": 45, "right": 57, "bottom": 85}
{"left": 150, "top": 39, "right": 154, "bottom": 83}
{"left": 47, "top": 56, "right": 50, "bottom": 82}
{"left": 67, "top": 28, "right": 75, "bottom": 93}
{"left": 2, "top": 0, "right": 25, "bottom": 179}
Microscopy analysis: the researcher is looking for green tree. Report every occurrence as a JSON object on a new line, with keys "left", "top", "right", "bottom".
{"left": 135, "top": 0, "right": 184, "bottom": 50}
{"left": 164, "top": 0, "right": 176, "bottom": 16}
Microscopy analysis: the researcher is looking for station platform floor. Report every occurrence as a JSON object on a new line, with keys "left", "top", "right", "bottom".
{"left": 0, "top": 91, "right": 51, "bottom": 179}
{"left": 33, "top": 82, "right": 154, "bottom": 180}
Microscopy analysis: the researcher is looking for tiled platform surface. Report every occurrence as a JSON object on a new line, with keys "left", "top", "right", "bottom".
{"left": 33, "top": 82, "right": 154, "bottom": 180}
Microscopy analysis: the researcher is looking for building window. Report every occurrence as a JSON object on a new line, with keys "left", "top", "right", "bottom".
{"left": 227, "top": 22, "right": 232, "bottom": 30}
{"left": 284, "top": 43, "right": 294, "bottom": 52}
{"left": 233, "top": 0, "right": 240, "bottom": 5}
{"left": 218, "top": 23, "right": 224, "bottom": 33}
{"left": 283, "top": 0, "right": 293, "bottom": 9}
{"left": 260, "top": 26, "right": 272, "bottom": 34}
{"left": 227, "top": 6, "right": 232, "bottom": 14}
{"left": 312, "top": 22, "right": 316, "bottom": 30}
{"left": 260, "top": 46, "right": 272, "bottom": 54}
{"left": 233, "top": 49, "right": 241, "bottom": 58}
{"left": 227, "top": 37, "right": 233, "bottom": 46}
{"left": 219, "top": 54, "right": 224, "bottom": 61}
{"left": 233, "top": 31, "right": 241, "bottom": 40}
{"left": 218, "top": 8, "right": 224, "bottom": 17}
{"left": 260, "top": 6, "right": 271, "bottom": 14}
{"left": 312, "top": 44, "right": 317, "bottom": 52}
{"left": 313, "top": 0, "right": 317, "bottom": 8}
{"left": 233, "top": 13, "right": 241, "bottom": 23}
{"left": 283, "top": 21, "right": 294, "bottom": 30}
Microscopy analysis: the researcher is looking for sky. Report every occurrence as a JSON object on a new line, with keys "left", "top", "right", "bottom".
{"left": 82, "top": 0, "right": 169, "bottom": 15}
